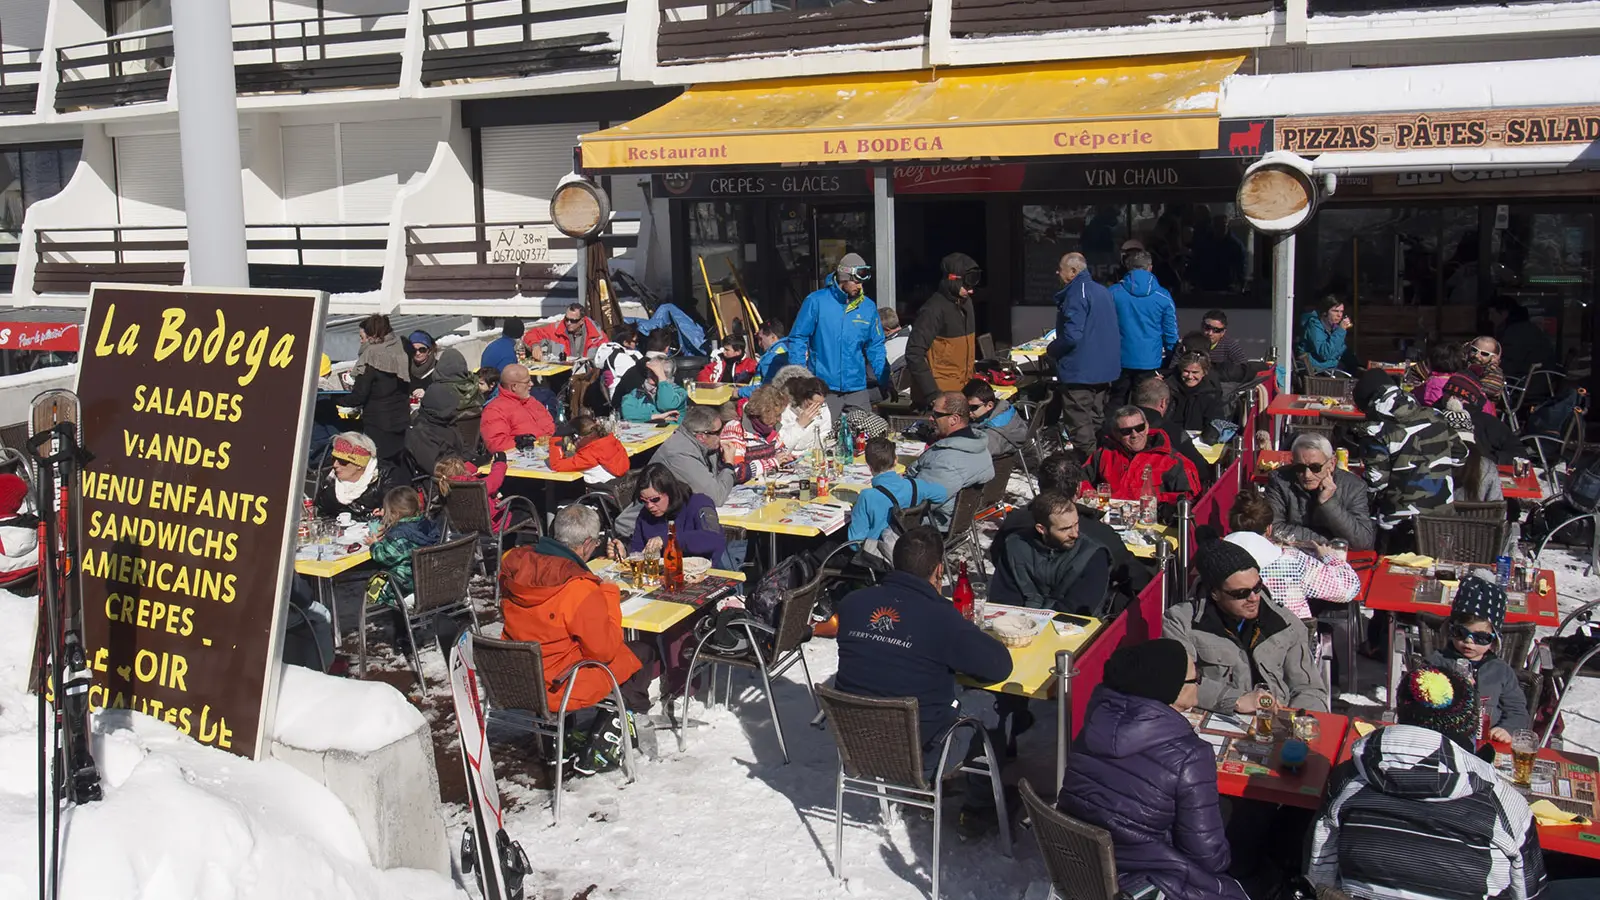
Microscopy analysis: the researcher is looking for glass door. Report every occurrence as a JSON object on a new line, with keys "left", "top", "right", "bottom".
{"left": 769, "top": 201, "right": 873, "bottom": 321}
{"left": 1492, "top": 207, "right": 1593, "bottom": 366}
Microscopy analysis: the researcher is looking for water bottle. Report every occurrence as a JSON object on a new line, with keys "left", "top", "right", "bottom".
{"left": 1138, "top": 465, "right": 1157, "bottom": 525}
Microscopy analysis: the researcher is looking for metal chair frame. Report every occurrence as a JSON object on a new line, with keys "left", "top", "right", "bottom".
{"left": 441, "top": 478, "right": 541, "bottom": 603}
{"left": 676, "top": 541, "right": 861, "bottom": 763}
{"left": 357, "top": 533, "right": 480, "bottom": 697}
{"left": 943, "top": 485, "right": 987, "bottom": 580}
{"left": 816, "top": 685, "right": 1011, "bottom": 900}
{"left": 469, "top": 632, "right": 636, "bottom": 825}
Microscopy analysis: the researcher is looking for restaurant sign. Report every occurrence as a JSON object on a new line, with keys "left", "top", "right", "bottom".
{"left": 586, "top": 117, "right": 1220, "bottom": 169}
{"left": 75, "top": 285, "right": 326, "bottom": 759}
{"left": 1278, "top": 105, "right": 1600, "bottom": 154}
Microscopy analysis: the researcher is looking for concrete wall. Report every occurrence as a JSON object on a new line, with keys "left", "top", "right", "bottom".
{"left": 383, "top": 101, "right": 472, "bottom": 307}
{"left": 0, "top": 364, "right": 76, "bottom": 427}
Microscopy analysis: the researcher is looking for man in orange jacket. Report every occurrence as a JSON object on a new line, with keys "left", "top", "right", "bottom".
{"left": 481, "top": 364, "right": 555, "bottom": 453}
{"left": 500, "top": 504, "right": 656, "bottom": 775}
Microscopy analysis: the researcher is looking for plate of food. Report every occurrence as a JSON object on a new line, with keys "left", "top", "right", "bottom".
{"left": 684, "top": 557, "right": 713, "bottom": 583}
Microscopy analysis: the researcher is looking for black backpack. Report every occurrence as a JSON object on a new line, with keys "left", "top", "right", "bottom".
{"left": 692, "top": 551, "right": 818, "bottom": 658}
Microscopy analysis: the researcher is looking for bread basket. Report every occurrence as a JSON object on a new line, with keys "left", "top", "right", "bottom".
{"left": 684, "top": 557, "right": 712, "bottom": 584}
{"left": 989, "top": 613, "right": 1041, "bottom": 649}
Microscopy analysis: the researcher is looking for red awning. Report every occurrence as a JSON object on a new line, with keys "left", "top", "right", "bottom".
{"left": 0, "top": 322, "right": 80, "bottom": 352}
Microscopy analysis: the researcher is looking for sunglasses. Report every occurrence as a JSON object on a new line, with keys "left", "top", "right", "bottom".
{"left": 1449, "top": 623, "right": 1496, "bottom": 646}
{"left": 1293, "top": 461, "right": 1328, "bottom": 475}
{"left": 640, "top": 493, "right": 668, "bottom": 505}
{"left": 1202, "top": 324, "right": 1225, "bottom": 334}
{"left": 1117, "top": 423, "right": 1147, "bottom": 437}
{"left": 1219, "top": 582, "right": 1265, "bottom": 600}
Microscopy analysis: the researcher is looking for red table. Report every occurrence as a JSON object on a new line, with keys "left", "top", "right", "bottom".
{"left": 1363, "top": 558, "right": 1559, "bottom": 627}
{"left": 1265, "top": 393, "right": 1367, "bottom": 420}
{"left": 1190, "top": 708, "right": 1349, "bottom": 810}
{"left": 1337, "top": 724, "right": 1600, "bottom": 859}
{"left": 1499, "top": 465, "right": 1543, "bottom": 500}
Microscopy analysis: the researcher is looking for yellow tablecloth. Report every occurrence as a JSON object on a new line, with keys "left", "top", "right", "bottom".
{"left": 295, "top": 548, "right": 371, "bottom": 578}
{"left": 994, "top": 385, "right": 1017, "bottom": 400}
{"left": 961, "top": 609, "right": 1104, "bottom": 699}
{"left": 688, "top": 384, "right": 736, "bottom": 406}
{"left": 525, "top": 362, "right": 574, "bottom": 377}
{"left": 1124, "top": 525, "right": 1178, "bottom": 560}
{"left": 718, "top": 489, "right": 861, "bottom": 537}
{"left": 494, "top": 424, "right": 677, "bottom": 480}
{"left": 589, "top": 559, "right": 745, "bottom": 633}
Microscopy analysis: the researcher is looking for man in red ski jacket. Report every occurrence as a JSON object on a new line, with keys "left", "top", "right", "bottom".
{"left": 524, "top": 304, "right": 605, "bottom": 359}
{"left": 1086, "top": 405, "right": 1201, "bottom": 505}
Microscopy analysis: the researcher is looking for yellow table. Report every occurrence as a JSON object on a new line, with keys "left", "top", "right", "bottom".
{"left": 960, "top": 609, "right": 1104, "bottom": 700}
{"left": 525, "top": 361, "right": 574, "bottom": 378}
{"left": 295, "top": 547, "right": 372, "bottom": 649}
{"left": 1123, "top": 524, "right": 1178, "bottom": 560}
{"left": 589, "top": 559, "right": 745, "bottom": 633}
{"left": 494, "top": 423, "right": 678, "bottom": 481}
{"left": 1194, "top": 441, "right": 1226, "bottom": 465}
{"left": 719, "top": 485, "right": 861, "bottom": 564}
{"left": 994, "top": 385, "right": 1018, "bottom": 400}
{"left": 688, "top": 384, "right": 736, "bottom": 406}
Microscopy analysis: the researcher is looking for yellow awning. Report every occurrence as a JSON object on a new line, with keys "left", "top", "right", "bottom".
{"left": 580, "top": 54, "right": 1245, "bottom": 171}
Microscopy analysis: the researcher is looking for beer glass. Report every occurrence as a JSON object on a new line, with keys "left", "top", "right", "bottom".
{"left": 1292, "top": 712, "right": 1321, "bottom": 743}
{"left": 1511, "top": 730, "right": 1539, "bottom": 786}
{"left": 1253, "top": 692, "right": 1276, "bottom": 743}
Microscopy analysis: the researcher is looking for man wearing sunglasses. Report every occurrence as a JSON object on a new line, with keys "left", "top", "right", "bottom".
{"left": 1084, "top": 406, "right": 1200, "bottom": 510}
{"left": 1465, "top": 336, "right": 1507, "bottom": 408}
{"left": 1165, "top": 541, "right": 1327, "bottom": 716}
{"left": 905, "top": 392, "right": 995, "bottom": 530}
{"left": 1193, "top": 309, "right": 1250, "bottom": 383}
{"left": 790, "top": 252, "right": 893, "bottom": 419}
{"left": 905, "top": 252, "right": 979, "bottom": 407}
{"left": 1262, "top": 432, "right": 1375, "bottom": 551}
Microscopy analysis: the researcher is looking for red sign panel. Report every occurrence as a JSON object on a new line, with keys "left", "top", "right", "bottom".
{"left": 0, "top": 322, "right": 80, "bottom": 352}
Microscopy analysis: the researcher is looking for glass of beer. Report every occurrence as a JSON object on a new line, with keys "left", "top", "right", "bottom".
{"left": 1254, "top": 692, "right": 1276, "bottom": 743}
{"left": 1511, "top": 730, "right": 1539, "bottom": 786}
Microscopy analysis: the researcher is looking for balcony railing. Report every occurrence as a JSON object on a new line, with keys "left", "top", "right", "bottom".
{"left": 0, "top": 47, "right": 42, "bottom": 116}
{"left": 658, "top": 0, "right": 929, "bottom": 64}
{"left": 421, "top": 0, "right": 625, "bottom": 85}
{"left": 55, "top": 27, "right": 174, "bottom": 112}
{"left": 34, "top": 224, "right": 390, "bottom": 295}
{"left": 949, "top": 0, "right": 1276, "bottom": 37}
{"left": 404, "top": 216, "right": 638, "bottom": 300}
{"left": 232, "top": 12, "right": 407, "bottom": 95}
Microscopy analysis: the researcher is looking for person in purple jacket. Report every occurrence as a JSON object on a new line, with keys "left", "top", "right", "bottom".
{"left": 624, "top": 464, "right": 729, "bottom": 570}
{"left": 1058, "top": 638, "right": 1248, "bottom": 900}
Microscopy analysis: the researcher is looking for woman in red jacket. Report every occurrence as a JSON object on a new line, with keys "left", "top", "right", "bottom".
{"left": 548, "top": 416, "right": 630, "bottom": 484}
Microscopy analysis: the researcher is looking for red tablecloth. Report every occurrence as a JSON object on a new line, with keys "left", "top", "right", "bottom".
{"left": 1200, "top": 708, "right": 1349, "bottom": 810}
{"left": 1498, "top": 465, "right": 1543, "bottom": 500}
{"left": 1362, "top": 558, "right": 1560, "bottom": 627}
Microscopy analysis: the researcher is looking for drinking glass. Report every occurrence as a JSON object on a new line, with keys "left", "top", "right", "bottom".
{"left": 1096, "top": 482, "right": 1113, "bottom": 510}
{"left": 1292, "top": 713, "right": 1321, "bottom": 743}
{"left": 1511, "top": 730, "right": 1539, "bottom": 786}
{"left": 1253, "top": 691, "right": 1276, "bottom": 743}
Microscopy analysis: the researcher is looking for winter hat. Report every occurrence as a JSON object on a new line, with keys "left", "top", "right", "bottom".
{"left": 1352, "top": 368, "right": 1394, "bottom": 413}
{"left": 1396, "top": 664, "right": 1479, "bottom": 750}
{"left": 1452, "top": 573, "right": 1508, "bottom": 629}
{"left": 1195, "top": 540, "right": 1260, "bottom": 592}
{"left": 330, "top": 435, "right": 374, "bottom": 469}
{"left": 1224, "top": 531, "right": 1282, "bottom": 571}
{"left": 835, "top": 253, "right": 869, "bottom": 280}
{"left": 501, "top": 317, "right": 525, "bottom": 340}
{"left": 1103, "top": 638, "right": 1191, "bottom": 705}
{"left": 408, "top": 331, "right": 435, "bottom": 350}
{"left": 0, "top": 474, "right": 27, "bottom": 517}
{"left": 319, "top": 353, "right": 332, "bottom": 378}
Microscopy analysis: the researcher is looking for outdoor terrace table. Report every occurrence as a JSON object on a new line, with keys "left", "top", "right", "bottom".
{"left": 1187, "top": 707, "right": 1349, "bottom": 810}
{"left": 294, "top": 541, "right": 371, "bottom": 649}
{"left": 1264, "top": 394, "right": 1365, "bottom": 421}
{"left": 525, "top": 361, "right": 574, "bottom": 378}
{"left": 494, "top": 422, "right": 678, "bottom": 481}
{"left": 716, "top": 483, "right": 859, "bottom": 564}
{"left": 687, "top": 383, "right": 737, "bottom": 406}
{"left": 588, "top": 558, "right": 746, "bottom": 634}
{"left": 1499, "top": 464, "right": 1543, "bottom": 500}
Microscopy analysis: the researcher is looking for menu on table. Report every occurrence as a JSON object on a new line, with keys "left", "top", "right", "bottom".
{"left": 779, "top": 502, "right": 850, "bottom": 533}
{"left": 1187, "top": 710, "right": 1279, "bottom": 776}
{"left": 1493, "top": 752, "right": 1600, "bottom": 819}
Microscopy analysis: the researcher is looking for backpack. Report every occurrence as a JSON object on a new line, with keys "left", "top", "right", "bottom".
{"left": 692, "top": 551, "right": 819, "bottom": 659}
{"left": 1524, "top": 386, "right": 1587, "bottom": 439}
{"left": 865, "top": 481, "right": 925, "bottom": 564}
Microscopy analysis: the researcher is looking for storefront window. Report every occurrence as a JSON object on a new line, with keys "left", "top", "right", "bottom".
{"left": 687, "top": 200, "right": 758, "bottom": 321}
{"left": 1492, "top": 208, "right": 1592, "bottom": 365}
{"left": 1021, "top": 201, "right": 1256, "bottom": 306}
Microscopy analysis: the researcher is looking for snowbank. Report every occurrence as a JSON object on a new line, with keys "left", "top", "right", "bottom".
{"left": 0, "top": 591, "right": 459, "bottom": 900}
{"left": 273, "top": 665, "right": 427, "bottom": 755}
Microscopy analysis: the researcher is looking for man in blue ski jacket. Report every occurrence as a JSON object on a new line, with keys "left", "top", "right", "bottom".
{"left": 737, "top": 319, "right": 806, "bottom": 400}
{"left": 1047, "top": 251, "right": 1122, "bottom": 453}
{"left": 790, "top": 252, "right": 893, "bottom": 418}
{"left": 1109, "top": 249, "right": 1178, "bottom": 405}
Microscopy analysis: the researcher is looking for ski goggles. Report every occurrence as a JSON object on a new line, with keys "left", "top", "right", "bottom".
{"left": 1449, "top": 623, "right": 1496, "bottom": 646}
{"left": 836, "top": 264, "right": 873, "bottom": 282}
{"left": 949, "top": 268, "right": 983, "bottom": 288}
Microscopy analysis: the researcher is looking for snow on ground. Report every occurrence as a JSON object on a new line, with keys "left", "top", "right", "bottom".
{"left": 0, "top": 590, "right": 461, "bottom": 900}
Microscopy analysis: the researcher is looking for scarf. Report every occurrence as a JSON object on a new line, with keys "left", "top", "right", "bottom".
{"left": 355, "top": 333, "right": 410, "bottom": 382}
{"left": 332, "top": 460, "right": 379, "bottom": 506}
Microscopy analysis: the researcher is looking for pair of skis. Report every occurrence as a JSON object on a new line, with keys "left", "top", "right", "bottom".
{"left": 29, "top": 389, "right": 102, "bottom": 900}
{"left": 448, "top": 630, "right": 530, "bottom": 900}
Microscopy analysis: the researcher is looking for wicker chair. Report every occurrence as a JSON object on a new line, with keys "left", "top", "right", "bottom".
{"left": 1018, "top": 779, "right": 1130, "bottom": 900}
{"left": 1451, "top": 500, "right": 1507, "bottom": 521}
{"left": 1415, "top": 512, "right": 1507, "bottom": 566}
{"left": 357, "top": 534, "right": 479, "bottom": 696}
{"left": 887, "top": 415, "right": 928, "bottom": 436}
{"left": 453, "top": 415, "right": 482, "bottom": 454}
{"left": 944, "top": 485, "right": 987, "bottom": 578}
{"left": 977, "top": 333, "right": 996, "bottom": 362}
{"left": 440, "top": 478, "right": 540, "bottom": 598}
{"left": 469, "top": 632, "right": 635, "bottom": 825}
{"left": 676, "top": 542, "right": 861, "bottom": 763}
{"left": 1416, "top": 612, "right": 1537, "bottom": 674}
{"left": 816, "top": 685, "right": 1010, "bottom": 900}
{"left": 978, "top": 453, "right": 1018, "bottom": 517}
{"left": 1304, "top": 374, "right": 1353, "bottom": 400}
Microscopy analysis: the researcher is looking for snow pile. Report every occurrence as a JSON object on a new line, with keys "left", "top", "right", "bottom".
{"left": 0, "top": 590, "right": 460, "bottom": 900}
{"left": 273, "top": 665, "right": 427, "bottom": 754}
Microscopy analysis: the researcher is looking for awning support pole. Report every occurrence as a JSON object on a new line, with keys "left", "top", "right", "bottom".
{"left": 872, "top": 167, "right": 896, "bottom": 312}
{"left": 1272, "top": 233, "right": 1296, "bottom": 394}
{"left": 172, "top": 0, "right": 248, "bottom": 288}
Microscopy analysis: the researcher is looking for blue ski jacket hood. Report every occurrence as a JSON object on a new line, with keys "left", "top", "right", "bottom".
{"left": 791, "top": 275, "right": 889, "bottom": 394}
{"left": 1110, "top": 270, "right": 1179, "bottom": 371}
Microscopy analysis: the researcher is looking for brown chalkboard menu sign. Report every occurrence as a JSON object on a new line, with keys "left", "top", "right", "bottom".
{"left": 75, "top": 285, "right": 326, "bottom": 758}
